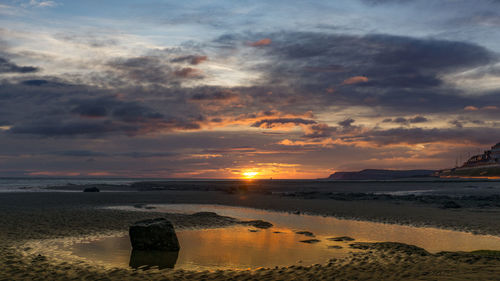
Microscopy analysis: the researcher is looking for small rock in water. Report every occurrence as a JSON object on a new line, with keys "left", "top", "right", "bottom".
{"left": 296, "top": 231, "right": 315, "bottom": 237}
{"left": 192, "top": 212, "right": 220, "bottom": 217}
{"left": 273, "top": 231, "right": 282, "bottom": 234}
{"left": 83, "top": 187, "right": 100, "bottom": 192}
{"left": 129, "top": 218, "right": 180, "bottom": 251}
{"left": 300, "top": 239, "right": 321, "bottom": 244}
{"left": 328, "top": 245, "right": 343, "bottom": 249}
{"left": 248, "top": 229, "right": 259, "bottom": 232}
{"left": 441, "top": 201, "right": 461, "bottom": 209}
{"left": 327, "top": 236, "right": 355, "bottom": 242}
{"left": 242, "top": 220, "right": 273, "bottom": 229}
{"left": 293, "top": 210, "right": 301, "bottom": 215}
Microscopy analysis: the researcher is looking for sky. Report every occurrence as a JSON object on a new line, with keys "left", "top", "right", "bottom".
{"left": 1, "top": 0, "right": 500, "bottom": 179}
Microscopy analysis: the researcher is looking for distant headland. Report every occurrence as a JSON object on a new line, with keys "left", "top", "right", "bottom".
{"left": 328, "top": 169, "right": 436, "bottom": 180}
{"left": 329, "top": 142, "right": 500, "bottom": 180}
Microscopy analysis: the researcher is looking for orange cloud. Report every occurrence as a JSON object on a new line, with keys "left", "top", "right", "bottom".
{"left": 249, "top": 38, "right": 271, "bottom": 47}
{"left": 482, "top": 106, "right": 498, "bottom": 110}
{"left": 88, "top": 172, "right": 113, "bottom": 176}
{"left": 342, "top": 76, "right": 369, "bottom": 85}
{"left": 464, "top": 106, "right": 479, "bottom": 111}
{"left": 190, "top": 55, "right": 207, "bottom": 65}
{"left": 278, "top": 138, "right": 336, "bottom": 147}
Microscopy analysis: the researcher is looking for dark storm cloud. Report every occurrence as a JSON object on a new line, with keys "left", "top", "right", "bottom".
{"left": 190, "top": 90, "right": 238, "bottom": 101}
{"left": 106, "top": 56, "right": 203, "bottom": 86}
{"left": 0, "top": 79, "right": 201, "bottom": 137}
{"left": 384, "top": 116, "right": 429, "bottom": 125}
{"left": 170, "top": 55, "right": 208, "bottom": 65}
{"left": 235, "top": 31, "right": 499, "bottom": 114}
{"left": 9, "top": 119, "right": 120, "bottom": 136}
{"left": 251, "top": 118, "right": 316, "bottom": 128}
{"left": 338, "top": 118, "right": 355, "bottom": 127}
{"left": 356, "top": 127, "right": 500, "bottom": 146}
{"left": 0, "top": 57, "right": 39, "bottom": 73}
{"left": 53, "top": 150, "right": 109, "bottom": 157}
{"left": 304, "top": 124, "right": 338, "bottom": 138}
{"left": 21, "top": 79, "right": 50, "bottom": 86}
{"left": 50, "top": 150, "right": 176, "bottom": 158}
{"left": 262, "top": 32, "right": 495, "bottom": 84}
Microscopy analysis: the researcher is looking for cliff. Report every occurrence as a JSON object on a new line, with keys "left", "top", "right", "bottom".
{"left": 328, "top": 169, "right": 436, "bottom": 180}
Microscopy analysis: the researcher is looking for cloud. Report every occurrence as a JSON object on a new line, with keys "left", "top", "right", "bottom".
{"left": 249, "top": 38, "right": 272, "bottom": 47}
{"left": 106, "top": 56, "right": 204, "bottom": 86}
{"left": 338, "top": 118, "right": 355, "bottom": 127}
{"left": 384, "top": 116, "right": 429, "bottom": 125}
{"left": 171, "top": 55, "right": 208, "bottom": 65}
{"left": 342, "top": 76, "right": 368, "bottom": 85}
{"left": 28, "top": 0, "right": 58, "bottom": 8}
{"left": 0, "top": 57, "right": 39, "bottom": 73}
{"left": 174, "top": 67, "right": 202, "bottom": 78}
{"left": 190, "top": 90, "right": 239, "bottom": 101}
{"left": 252, "top": 118, "right": 317, "bottom": 129}
{"left": 464, "top": 106, "right": 479, "bottom": 111}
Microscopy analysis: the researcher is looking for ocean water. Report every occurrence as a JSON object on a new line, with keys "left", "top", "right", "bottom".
{"left": 1, "top": 177, "right": 500, "bottom": 195}
{"left": 0, "top": 178, "right": 143, "bottom": 192}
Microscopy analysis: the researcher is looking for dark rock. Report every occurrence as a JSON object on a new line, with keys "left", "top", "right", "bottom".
{"left": 243, "top": 220, "right": 273, "bottom": 229}
{"left": 192, "top": 212, "right": 220, "bottom": 217}
{"left": 300, "top": 239, "right": 321, "bottom": 244}
{"left": 349, "top": 242, "right": 430, "bottom": 256}
{"left": 129, "top": 218, "right": 180, "bottom": 251}
{"left": 296, "top": 231, "right": 315, "bottom": 237}
{"left": 248, "top": 229, "right": 259, "bottom": 232}
{"left": 328, "top": 245, "right": 343, "bottom": 249}
{"left": 83, "top": 187, "right": 100, "bottom": 192}
{"left": 442, "top": 201, "right": 461, "bottom": 209}
{"left": 327, "top": 236, "right": 355, "bottom": 242}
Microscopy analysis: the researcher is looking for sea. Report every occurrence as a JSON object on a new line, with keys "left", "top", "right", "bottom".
{"left": 0, "top": 177, "right": 149, "bottom": 192}
{"left": 1, "top": 177, "right": 500, "bottom": 196}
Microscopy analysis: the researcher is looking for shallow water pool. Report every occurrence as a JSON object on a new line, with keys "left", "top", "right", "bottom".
{"left": 68, "top": 204, "right": 500, "bottom": 270}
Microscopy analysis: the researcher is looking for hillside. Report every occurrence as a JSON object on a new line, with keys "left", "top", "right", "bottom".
{"left": 328, "top": 169, "right": 436, "bottom": 180}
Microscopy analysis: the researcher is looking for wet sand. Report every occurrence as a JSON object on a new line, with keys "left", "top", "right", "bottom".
{"left": 1, "top": 190, "right": 500, "bottom": 280}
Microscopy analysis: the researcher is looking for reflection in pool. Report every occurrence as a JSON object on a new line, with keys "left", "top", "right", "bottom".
{"left": 129, "top": 250, "right": 178, "bottom": 269}
{"left": 70, "top": 226, "right": 352, "bottom": 270}
{"left": 68, "top": 204, "right": 500, "bottom": 270}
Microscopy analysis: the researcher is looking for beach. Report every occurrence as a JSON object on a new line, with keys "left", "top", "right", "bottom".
{"left": 1, "top": 183, "right": 500, "bottom": 280}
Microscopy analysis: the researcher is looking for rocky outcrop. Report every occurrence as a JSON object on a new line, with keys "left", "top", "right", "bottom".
{"left": 129, "top": 218, "right": 180, "bottom": 251}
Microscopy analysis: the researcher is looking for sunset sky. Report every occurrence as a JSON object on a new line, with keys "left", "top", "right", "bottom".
{"left": 1, "top": 0, "right": 500, "bottom": 178}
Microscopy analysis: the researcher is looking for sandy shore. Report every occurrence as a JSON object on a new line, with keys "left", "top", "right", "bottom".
{"left": 1, "top": 190, "right": 500, "bottom": 280}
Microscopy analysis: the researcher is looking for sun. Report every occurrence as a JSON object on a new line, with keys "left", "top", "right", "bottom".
{"left": 242, "top": 171, "right": 259, "bottom": 179}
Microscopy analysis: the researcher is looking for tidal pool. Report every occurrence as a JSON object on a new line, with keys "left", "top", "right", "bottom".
{"left": 68, "top": 204, "right": 500, "bottom": 270}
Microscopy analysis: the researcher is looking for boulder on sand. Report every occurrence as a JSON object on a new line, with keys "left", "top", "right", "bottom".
{"left": 129, "top": 218, "right": 180, "bottom": 251}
